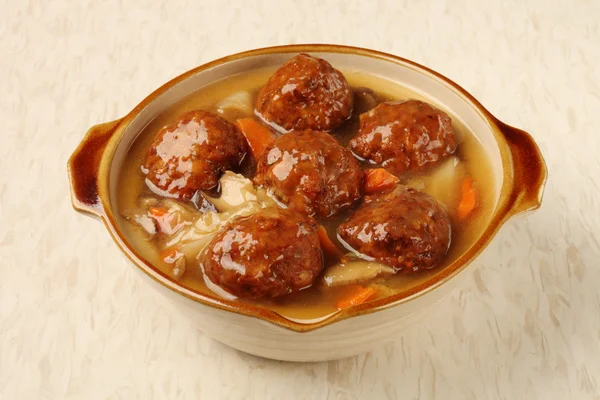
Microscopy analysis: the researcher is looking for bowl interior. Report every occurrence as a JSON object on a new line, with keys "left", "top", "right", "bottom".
{"left": 106, "top": 49, "right": 506, "bottom": 327}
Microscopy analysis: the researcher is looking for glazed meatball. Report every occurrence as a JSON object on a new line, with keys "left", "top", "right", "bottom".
{"left": 201, "top": 208, "right": 323, "bottom": 299}
{"left": 350, "top": 100, "right": 457, "bottom": 175}
{"left": 254, "top": 130, "right": 363, "bottom": 218}
{"left": 255, "top": 53, "right": 353, "bottom": 132}
{"left": 143, "top": 110, "right": 248, "bottom": 200}
{"left": 337, "top": 186, "right": 451, "bottom": 272}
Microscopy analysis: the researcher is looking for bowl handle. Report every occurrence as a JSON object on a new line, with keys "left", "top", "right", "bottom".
{"left": 67, "top": 119, "right": 122, "bottom": 218}
{"left": 495, "top": 119, "right": 548, "bottom": 217}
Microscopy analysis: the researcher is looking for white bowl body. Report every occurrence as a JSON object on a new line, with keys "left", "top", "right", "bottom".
{"left": 134, "top": 259, "right": 468, "bottom": 361}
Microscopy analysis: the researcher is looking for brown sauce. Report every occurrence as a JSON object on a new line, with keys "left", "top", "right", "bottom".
{"left": 116, "top": 67, "right": 496, "bottom": 321}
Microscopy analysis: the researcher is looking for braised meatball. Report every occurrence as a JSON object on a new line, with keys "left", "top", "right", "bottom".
{"left": 350, "top": 100, "right": 457, "bottom": 175}
{"left": 255, "top": 53, "right": 353, "bottom": 132}
{"left": 201, "top": 208, "right": 323, "bottom": 299}
{"left": 254, "top": 130, "right": 363, "bottom": 218}
{"left": 143, "top": 110, "right": 248, "bottom": 200}
{"left": 337, "top": 186, "right": 451, "bottom": 272}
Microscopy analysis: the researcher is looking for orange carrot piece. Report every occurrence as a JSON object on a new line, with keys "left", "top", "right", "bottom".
{"left": 160, "top": 247, "right": 178, "bottom": 262}
{"left": 457, "top": 176, "right": 479, "bottom": 220}
{"left": 336, "top": 286, "right": 378, "bottom": 309}
{"left": 363, "top": 168, "right": 400, "bottom": 194}
{"left": 318, "top": 225, "right": 344, "bottom": 261}
{"left": 149, "top": 206, "right": 169, "bottom": 218}
{"left": 236, "top": 118, "right": 276, "bottom": 159}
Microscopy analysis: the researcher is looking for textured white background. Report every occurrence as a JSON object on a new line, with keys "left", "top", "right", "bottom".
{"left": 1, "top": 0, "right": 599, "bottom": 399}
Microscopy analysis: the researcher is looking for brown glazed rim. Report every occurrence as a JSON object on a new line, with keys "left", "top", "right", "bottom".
{"left": 67, "top": 44, "right": 547, "bottom": 332}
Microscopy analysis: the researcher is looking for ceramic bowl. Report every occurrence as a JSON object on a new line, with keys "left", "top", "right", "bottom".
{"left": 68, "top": 45, "right": 547, "bottom": 362}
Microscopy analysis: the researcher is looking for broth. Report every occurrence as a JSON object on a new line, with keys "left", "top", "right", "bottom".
{"left": 116, "top": 67, "right": 496, "bottom": 321}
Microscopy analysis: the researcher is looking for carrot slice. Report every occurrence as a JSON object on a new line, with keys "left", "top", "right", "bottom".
{"left": 149, "top": 206, "right": 169, "bottom": 218}
{"left": 160, "top": 247, "right": 178, "bottom": 262}
{"left": 160, "top": 246, "right": 184, "bottom": 263}
{"left": 363, "top": 168, "right": 399, "bottom": 194}
{"left": 336, "top": 286, "right": 378, "bottom": 309}
{"left": 236, "top": 118, "right": 276, "bottom": 159}
{"left": 318, "top": 225, "right": 344, "bottom": 261}
{"left": 457, "top": 176, "right": 479, "bottom": 220}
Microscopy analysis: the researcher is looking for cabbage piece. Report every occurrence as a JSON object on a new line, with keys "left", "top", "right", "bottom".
{"left": 204, "top": 171, "right": 258, "bottom": 211}
{"left": 121, "top": 209, "right": 157, "bottom": 236}
{"left": 127, "top": 172, "right": 281, "bottom": 264}
{"left": 204, "top": 171, "right": 277, "bottom": 212}
{"left": 123, "top": 196, "right": 199, "bottom": 236}
{"left": 406, "top": 156, "right": 467, "bottom": 210}
{"left": 160, "top": 198, "right": 199, "bottom": 219}
{"left": 166, "top": 172, "right": 279, "bottom": 261}
{"left": 216, "top": 91, "right": 253, "bottom": 117}
{"left": 151, "top": 199, "right": 196, "bottom": 235}
{"left": 424, "top": 156, "right": 467, "bottom": 210}
{"left": 166, "top": 201, "right": 264, "bottom": 261}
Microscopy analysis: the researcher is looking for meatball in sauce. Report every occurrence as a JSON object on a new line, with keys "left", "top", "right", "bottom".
{"left": 337, "top": 186, "right": 451, "bottom": 272}
{"left": 255, "top": 53, "right": 353, "bottom": 132}
{"left": 254, "top": 130, "right": 363, "bottom": 218}
{"left": 143, "top": 110, "right": 248, "bottom": 200}
{"left": 201, "top": 208, "right": 323, "bottom": 299}
{"left": 350, "top": 100, "right": 457, "bottom": 175}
